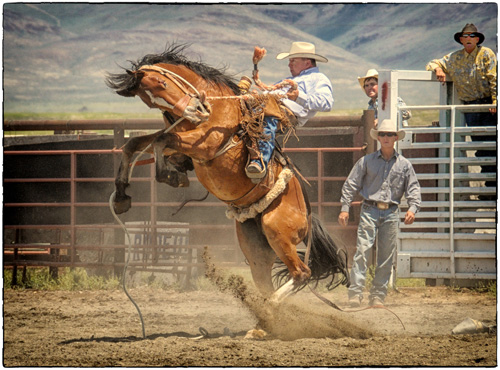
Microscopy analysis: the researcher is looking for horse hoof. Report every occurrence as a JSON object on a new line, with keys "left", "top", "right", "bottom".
{"left": 177, "top": 172, "right": 190, "bottom": 187}
{"left": 156, "top": 170, "right": 190, "bottom": 188}
{"left": 244, "top": 329, "right": 267, "bottom": 340}
{"left": 269, "top": 279, "right": 296, "bottom": 304}
{"left": 113, "top": 195, "right": 131, "bottom": 214}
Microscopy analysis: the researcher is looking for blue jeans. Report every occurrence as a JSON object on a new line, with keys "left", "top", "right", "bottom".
{"left": 348, "top": 203, "right": 399, "bottom": 301}
{"left": 252, "top": 116, "right": 278, "bottom": 168}
{"left": 464, "top": 97, "right": 497, "bottom": 187}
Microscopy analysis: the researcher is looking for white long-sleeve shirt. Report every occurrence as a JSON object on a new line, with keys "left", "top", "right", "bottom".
{"left": 275, "top": 67, "right": 334, "bottom": 126}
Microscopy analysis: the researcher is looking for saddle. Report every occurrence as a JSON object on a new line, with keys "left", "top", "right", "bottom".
{"left": 239, "top": 93, "right": 296, "bottom": 141}
{"left": 237, "top": 91, "right": 301, "bottom": 185}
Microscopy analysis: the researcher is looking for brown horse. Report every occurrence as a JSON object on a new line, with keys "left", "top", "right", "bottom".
{"left": 105, "top": 44, "right": 348, "bottom": 300}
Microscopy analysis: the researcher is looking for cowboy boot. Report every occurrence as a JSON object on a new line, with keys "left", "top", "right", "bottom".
{"left": 245, "top": 116, "right": 278, "bottom": 180}
{"left": 245, "top": 137, "right": 266, "bottom": 179}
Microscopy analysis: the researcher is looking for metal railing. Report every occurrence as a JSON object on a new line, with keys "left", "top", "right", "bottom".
{"left": 378, "top": 69, "right": 497, "bottom": 281}
{"left": 4, "top": 115, "right": 369, "bottom": 277}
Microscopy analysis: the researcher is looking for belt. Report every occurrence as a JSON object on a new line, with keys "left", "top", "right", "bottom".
{"left": 363, "top": 200, "right": 392, "bottom": 210}
{"left": 463, "top": 97, "right": 493, "bottom": 105}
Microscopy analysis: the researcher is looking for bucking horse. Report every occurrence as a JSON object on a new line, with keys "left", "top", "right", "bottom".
{"left": 105, "top": 43, "right": 349, "bottom": 302}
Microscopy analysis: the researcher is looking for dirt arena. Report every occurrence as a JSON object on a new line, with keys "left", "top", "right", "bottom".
{"left": 3, "top": 260, "right": 497, "bottom": 368}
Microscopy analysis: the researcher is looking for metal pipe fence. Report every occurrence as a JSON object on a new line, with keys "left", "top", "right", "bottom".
{"left": 4, "top": 116, "right": 368, "bottom": 281}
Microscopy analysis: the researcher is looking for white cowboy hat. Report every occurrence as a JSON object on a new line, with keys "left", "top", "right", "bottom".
{"left": 276, "top": 42, "right": 328, "bottom": 63}
{"left": 358, "top": 69, "right": 379, "bottom": 90}
{"left": 370, "top": 119, "right": 406, "bottom": 141}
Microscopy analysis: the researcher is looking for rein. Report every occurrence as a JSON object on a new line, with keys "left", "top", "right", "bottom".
{"left": 138, "top": 64, "right": 292, "bottom": 114}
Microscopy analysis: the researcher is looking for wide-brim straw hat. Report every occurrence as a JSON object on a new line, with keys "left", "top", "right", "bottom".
{"left": 276, "top": 42, "right": 328, "bottom": 63}
{"left": 370, "top": 119, "right": 406, "bottom": 141}
{"left": 454, "top": 23, "right": 485, "bottom": 45}
{"left": 358, "top": 69, "right": 379, "bottom": 90}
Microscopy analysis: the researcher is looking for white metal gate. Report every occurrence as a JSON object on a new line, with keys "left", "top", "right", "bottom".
{"left": 378, "top": 70, "right": 496, "bottom": 281}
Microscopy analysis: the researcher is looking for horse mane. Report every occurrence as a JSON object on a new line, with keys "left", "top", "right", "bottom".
{"left": 105, "top": 43, "right": 241, "bottom": 96}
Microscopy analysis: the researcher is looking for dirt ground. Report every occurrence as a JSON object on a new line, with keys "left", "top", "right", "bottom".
{"left": 3, "top": 263, "right": 497, "bottom": 368}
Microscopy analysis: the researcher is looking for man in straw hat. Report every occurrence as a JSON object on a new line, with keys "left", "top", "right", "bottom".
{"left": 338, "top": 119, "right": 421, "bottom": 307}
{"left": 426, "top": 23, "right": 497, "bottom": 197}
{"left": 358, "top": 69, "right": 412, "bottom": 128}
{"left": 246, "top": 41, "right": 333, "bottom": 179}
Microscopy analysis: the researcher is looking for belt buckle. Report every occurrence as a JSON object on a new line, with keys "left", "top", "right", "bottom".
{"left": 376, "top": 202, "right": 389, "bottom": 210}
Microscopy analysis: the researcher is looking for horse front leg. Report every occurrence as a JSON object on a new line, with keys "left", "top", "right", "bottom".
{"left": 153, "top": 144, "right": 191, "bottom": 188}
{"left": 113, "top": 130, "right": 163, "bottom": 214}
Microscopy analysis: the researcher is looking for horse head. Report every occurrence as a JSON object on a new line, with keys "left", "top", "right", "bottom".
{"left": 106, "top": 45, "right": 241, "bottom": 125}
{"left": 136, "top": 65, "right": 212, "bottom": 125}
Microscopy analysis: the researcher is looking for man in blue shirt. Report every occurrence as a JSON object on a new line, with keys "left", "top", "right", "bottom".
{"left": 338, "top": 119, "right": 421, "bottom": 307}
{"left": 358, "top": 69, "right": 412, "bottom": 128}
{"left": 246, "top": 42, "right": 334, "bottom": 179}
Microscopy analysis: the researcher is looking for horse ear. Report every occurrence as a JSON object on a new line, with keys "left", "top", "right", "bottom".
{"left": 199, "top": 90, "right": 206, "bottom": 103}
{"left": 126, "top": 69, "right": 134, "bottom": 75}
{"left": 199, "top": 90, "right": 212, "bottom": 115}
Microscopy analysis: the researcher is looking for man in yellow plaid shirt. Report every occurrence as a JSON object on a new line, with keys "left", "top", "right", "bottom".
{"left": 426, "top": 23, "right": 497, "bottom": 196}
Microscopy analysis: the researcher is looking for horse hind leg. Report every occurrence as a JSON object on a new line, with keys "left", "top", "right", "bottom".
{"left": 260, "top": 177, "right": 311, "bottom": 300}
{"left": 235, "top": 218, "right": 277, "bottom": 298}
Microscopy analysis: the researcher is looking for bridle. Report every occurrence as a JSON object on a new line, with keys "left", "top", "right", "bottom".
{"left": 137, "top": 64, "right": 296, "bottom": 124}
{"left": 138, "top": 65, "right": 211, "bottom": 122}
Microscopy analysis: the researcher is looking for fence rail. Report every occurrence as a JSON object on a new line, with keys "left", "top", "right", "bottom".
{"left": 4, "top": 115, "right": 369, "bottom": 283}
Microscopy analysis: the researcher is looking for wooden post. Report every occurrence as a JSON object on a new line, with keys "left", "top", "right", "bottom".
{"left": 11, "top": 229, "right": 21, "bottom": 287}
{"left": 49, "top": 248, "right": 59, "bottom": 280}
{"left": 12, "top": 248, "right": 18, "bottom": 287}
{"left": 361, "top": 109, "right": 376, "bottom": 154}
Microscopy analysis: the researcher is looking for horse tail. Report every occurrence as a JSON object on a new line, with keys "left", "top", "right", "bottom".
{"left": 273, "top": 162, "right": 349, "bottom": 291}
{"left": 293, "top": 162, "right": 349, "bottom": 290}
{"left": 272, "top": 167, "right": 350, "bottom": 291}
{"left": 305, "top": 214, "right": 350, "bottom": 290}
{"left": 272, "top": 213, "right": 350, "bottom": 291}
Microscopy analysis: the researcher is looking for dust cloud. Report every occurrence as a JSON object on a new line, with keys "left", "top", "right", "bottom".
{"left": 203, "top": 248, "right": 374, "bottom": 341}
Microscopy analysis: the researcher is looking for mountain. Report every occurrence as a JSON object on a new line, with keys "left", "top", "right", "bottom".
{"left": 3, "top": 3, "right": 497, "bottom": 113}
{"left": 261, "top": 3, "right": 498, "bottom": 70}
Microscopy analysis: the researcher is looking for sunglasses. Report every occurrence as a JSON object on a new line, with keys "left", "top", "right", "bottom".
{"left": 461, "top": 33, "right": 477, "bottom": 38}
{"left": 378, "top": 132, "right": 397, "bottom": 137}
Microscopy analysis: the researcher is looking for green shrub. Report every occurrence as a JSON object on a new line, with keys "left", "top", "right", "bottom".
{"left": 4, "top": 268, "right": 120, "bottom": 290}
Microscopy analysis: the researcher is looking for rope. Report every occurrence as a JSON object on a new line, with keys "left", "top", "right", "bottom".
{"left": 205, "top": 91, "right": 287, "bottom": 102}
{"left": 225, "top": 168, "right": 293, "bottom": 223}
{"left": 109, "top": 191, "right": 147, "bottom": 338}
{"left": 308, "top": 286, "right": 406, "bottom": 330}
{"left": 108, "top": 142, "right": 151, "bottom": 339}
{"left": 171, "top": 191, "right": 209, "bottom": 216}
{"left": 108, "top": 117, "right": 184, "bottom": 339}
{"left": 300, "top": 214, "right": 405, "bottom": 331}
{"left": 343, "top": 305, "right": 406, "bottom": 331}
